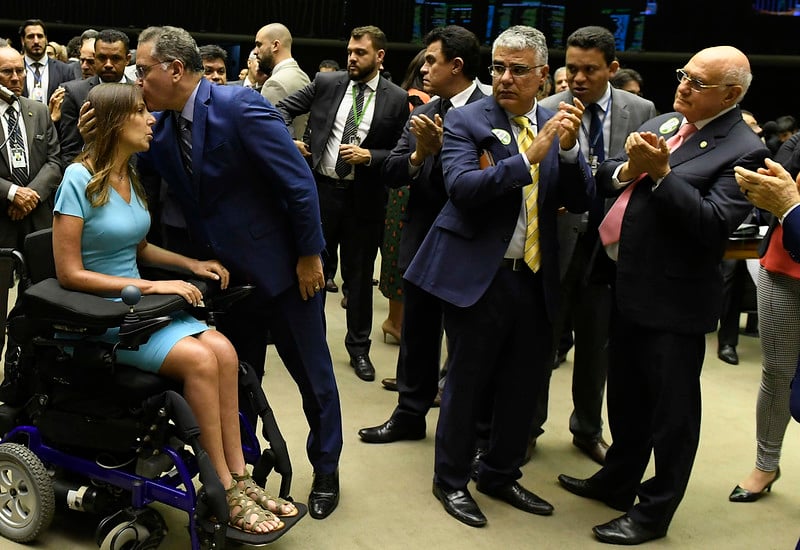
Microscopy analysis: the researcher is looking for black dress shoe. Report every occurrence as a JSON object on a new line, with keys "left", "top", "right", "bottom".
{"left": 469, "top": 446, "right": 487, "bottom": 481}
{"left": 557, "top": 474, "right": 629, "bottom": 512}
{"left": 432, "top": 482, "right": 487, "bottom": 527}
{"left": 573, "top": 436, "right": 610, "bottom": 465}
{"left": 308, "top": 471, "right": 339, "bottom": 519}
{"left": 350, "top": 354, "right": 375, "bottom": 381}
{"left": 380, "top": 377, "right": 398, "bottom": 391}
{"left": 325, "top": 278, "right": 339, "bottom": 293}
{"left": 593, "top": 514, "right": 665, "bottom": 545}
{"left": 358, "top": 416, "right": 426, "bottom": 443}
{"left": 477, "top": 481, "right": 554, "bottom": 516}
{"left": 718, "top": 345, "right": 739, "bottom": 365}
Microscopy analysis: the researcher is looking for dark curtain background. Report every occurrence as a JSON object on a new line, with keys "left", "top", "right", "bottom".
{"left": 1, "top": 0, "right": 797, "bottom": 121}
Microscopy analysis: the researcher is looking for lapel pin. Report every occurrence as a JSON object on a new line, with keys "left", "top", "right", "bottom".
{"left": 699, "top": 140, "right": 708, "bottom": 148}
{"left": 492, "top": 128, "right": 511, "bottom": 145}
{"left": 659, "top": 117, "right": 680, "bottom": 135}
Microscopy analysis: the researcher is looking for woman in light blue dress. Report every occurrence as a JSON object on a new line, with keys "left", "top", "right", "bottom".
{"left": 52, "top": 83, "right": 295, "bottom": 534}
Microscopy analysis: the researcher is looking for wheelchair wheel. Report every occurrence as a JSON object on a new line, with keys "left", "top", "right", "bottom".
{"left": 96, "top": 508, "right": 166, "bottom": 550}
{"left": 0, "top": 442, "right": 55, "bottom": 542}
{"left": 99, "top": 522, "right": 151, "bottom": 550}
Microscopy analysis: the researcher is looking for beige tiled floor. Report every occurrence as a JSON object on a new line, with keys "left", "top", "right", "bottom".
{"left": 3, "top": 280, "right": 799, "bottom": 549}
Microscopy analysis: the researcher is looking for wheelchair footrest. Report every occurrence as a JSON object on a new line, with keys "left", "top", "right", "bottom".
{"left": 198, "top": 501, "right": 306, "bottom": 546}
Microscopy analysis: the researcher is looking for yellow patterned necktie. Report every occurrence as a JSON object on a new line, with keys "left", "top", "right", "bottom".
{"left": 512, "top": 115, "right": 540, "bottom": 272}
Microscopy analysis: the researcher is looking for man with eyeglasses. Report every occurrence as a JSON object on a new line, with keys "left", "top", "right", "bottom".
{"left": 535, "top": 26, "right": 656, "bottom": 467}
{"left": 404, "top": 25, "right": 592, "bottom": 527}
{"left": 119, "top": 25, "right": 344, "bottom": 521}
{"left": 0, "top": 41, "right": 62, "bottom": 361}
{"left": 59, "top": 29, "right": 133, "bottom": 166}
{"left": 557, "top": 46, "right": 768, "bottom": 545}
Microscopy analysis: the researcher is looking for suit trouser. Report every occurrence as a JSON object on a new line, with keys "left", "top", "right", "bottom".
{"left": 591, "top": 310, "right": 704, "bottom": 533}
{"left": 393, "top": 279, "right": 444, "bottom": 421}
{"left": 316, "top": 178, "right": 383, "bottom": 358}
{"left": 217, "top": 287, "right": 343, "bottom": 475}
{"left": 533, "top": 232, "right": 610, "bottom": 441}
{"left": 435, "top": 266, "right": 552, "bottom": 491}
{"left": 717, "top": 258, "right": 746, "bottom": 349}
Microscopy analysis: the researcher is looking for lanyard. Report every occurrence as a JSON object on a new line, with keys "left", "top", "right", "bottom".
{"left": 580, "top": 95, "right": 612, "bottom": 157}
{"left": 351, "top": 84, "right": 375, "bottom": 128}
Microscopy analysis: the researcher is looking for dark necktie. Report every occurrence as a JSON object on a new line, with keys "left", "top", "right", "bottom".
{"left": 586, "top": 103, "right": 606, "bottom": 231}
{"left": 176, "top": 115, "right": 192, "bottom": 176}
{"left": 5, "top": 108, "right": 28, "bottom": 186}
{"left": 33, "top": 62, "right": 42, "bottom": 80}
{"left": 335, "top": 83, "right": 366, "bottom": 179}
{"left": 438, "top": 98, "right": 452, "bottom": 120}
{"left": 588, "top": 103, "right": 605, "bottom": 164}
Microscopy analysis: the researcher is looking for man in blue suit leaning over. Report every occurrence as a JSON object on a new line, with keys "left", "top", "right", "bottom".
{"left": 132, "top": 26, "right": 343, "bottom": 520}
{"left": 404, "top": 25, "right": 593, "bottom": 527}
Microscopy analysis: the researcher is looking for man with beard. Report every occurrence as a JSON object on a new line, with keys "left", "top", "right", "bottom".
{"left": 59, "top": 29, "right": 133, "bottom": 165}
{"left": 276, "top": 26, "right": 409, "bottom": 382}
{"left": 254, "top": 23, "right": 310, "bottom": 140}
{"left": 18, "top": 19, "right": 80, "bottom": 104}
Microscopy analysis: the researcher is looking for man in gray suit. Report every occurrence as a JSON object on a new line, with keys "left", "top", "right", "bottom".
{"left": 255, "top": 23, "right": 310, "bottom": 140}
{"left": 535, "top": 26, "right": 657, "bottom": 465}
{"left": 0, "top": 43, "right": 62, "bottom": 357}
{"left": 59, "top": 29, "right": 133, "bottom": 165}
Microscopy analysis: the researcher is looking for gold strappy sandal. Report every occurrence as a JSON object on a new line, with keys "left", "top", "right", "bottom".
{"left": 232, "top": 472, "right": 299, "bottom": 518}
{"left": 226, "top": 481, "right": 285, "bottom": 533}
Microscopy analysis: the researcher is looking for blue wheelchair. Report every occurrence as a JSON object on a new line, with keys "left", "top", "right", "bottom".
{"left": 0, "top": 229, "right": 305, "bottom": 549}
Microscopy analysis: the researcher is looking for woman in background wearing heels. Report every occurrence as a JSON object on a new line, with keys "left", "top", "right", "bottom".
{"left": 379, "top": 50, "right": 429, "bottom": 345}
{"left": 731, "top": 158, "right": 800, "bottom": 502}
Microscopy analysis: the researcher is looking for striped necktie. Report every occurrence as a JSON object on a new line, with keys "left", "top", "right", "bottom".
{"left": 335, "top": 83, "right": 366, "bottom": 179}
{"left": 512, "top": 115, "right": 540, "bottom": 273}
{"left": 176, "top": 114, "right": 192, "bottom": 176}
{"left": 5, "top": 108, "right": 29, "bottom": 186}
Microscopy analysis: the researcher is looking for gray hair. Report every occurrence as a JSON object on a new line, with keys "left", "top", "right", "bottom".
{"left": 492, "top": 25, "right": 548, "bottom": 67}
{"left": 726, "top": 65, "right": 752, "bottom": 102}
{"left": 138, "top": 26, "right": 203, "bottom": 72}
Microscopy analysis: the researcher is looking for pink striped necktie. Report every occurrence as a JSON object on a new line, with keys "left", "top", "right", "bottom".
{"left": 598, "top": 123, "right": 697, "bottom": 251}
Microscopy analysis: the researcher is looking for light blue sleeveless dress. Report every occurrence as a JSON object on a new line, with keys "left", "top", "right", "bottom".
{"left": 53, "top": 163, "right": 208, "bottom": 372}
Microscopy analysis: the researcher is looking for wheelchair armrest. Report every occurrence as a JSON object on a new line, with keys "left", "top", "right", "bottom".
{"left": 23, "top": 278, "right": 205, "bottom": 330}
{"left": 119, "top": 316, "right": 173, "bottom": 349}
{"left": 204, "top": 284, "right": 255, "bottom": 311}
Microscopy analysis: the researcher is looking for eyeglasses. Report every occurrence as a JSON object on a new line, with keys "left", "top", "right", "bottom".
{"left": 0, "top": 68, "right": 26, "bottom": 78}
{"left": 675, "top": 69, "right": 734, "bottom": 92}
{"left": 489, "top": 63, "right": 544, "bottom": 78}
{"left": 135, "top": 60, "right": 170, "bottom": 80}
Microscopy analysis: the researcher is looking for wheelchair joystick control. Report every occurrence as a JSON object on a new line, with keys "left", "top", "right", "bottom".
{"left": 121, "top": 285, "right": 142, "bottom": 324}
{"left": 121, "top": 285, "right": 142, "bottom": 308}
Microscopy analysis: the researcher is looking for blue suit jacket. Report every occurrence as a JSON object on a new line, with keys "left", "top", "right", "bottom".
{"left": 382, "top": 87, "right": 486, "bottom": 271}
{"left": 139, "top": 78, "right": 324, "bottom": 299}
{"left": 404, "top": 96, "right": 594, "bottom": 318}
{"left": 596, "top": 108, "right": 769, "bottom": 333}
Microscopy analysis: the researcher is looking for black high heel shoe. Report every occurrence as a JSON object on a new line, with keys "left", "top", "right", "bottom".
{"left": 729, "top": 467, "right": 781, "bottom": 502}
